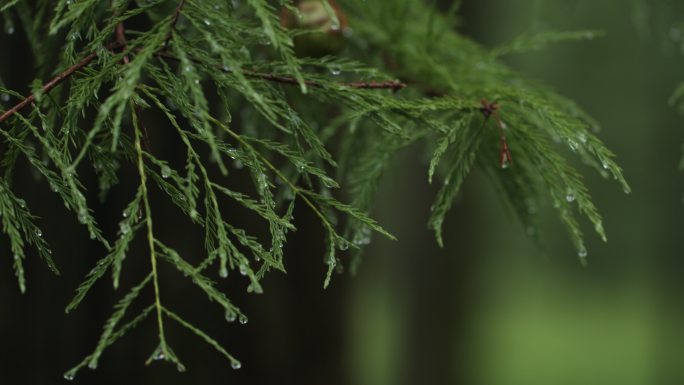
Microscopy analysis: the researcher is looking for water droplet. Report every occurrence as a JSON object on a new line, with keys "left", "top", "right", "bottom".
{"left": 225, "top": 309, "right": 237, "bottom": 322}
{"left": 219, "top": 266, "right": 228, "bottom": 278}
{"left": 338, "top": 242, "right": 349, "bottom": 251}
{"left": 154, "top": 351, "right": 165, "bottom": 361}
{"left": 122, "top": 210, "right": 129, "bottom": 218}
{"left": 119, "top": 222, "right": 131, "bottom": 235}
{"left": 353, "top": 226, "right": 372, "bottom": 245}
{"left": 330, "top": 67, "right": 341, "bottom": 76}
{"left": 184, "top": 66, "right": 192, "bottom": 72}
{"left": 227, "top": 147, "right": 238, "bottom": 159}
{"left": 330, "top": 22, "right": 340, "bottom": 31}
{"left": 248, "top": 283, "right": 263, "bottom": 294}
{"left": 578, "top": 246, "right": 588, "bottom": 258}
{"left": 89, "top": 231, "right": 96, "bottom": 240}
{"left": 0, "top": 93, "right": 9, "bottom": 102}
{"left": 602, "top": 161, "right": 609, "bottom": 169}
{"left": 6, "top": 26, "right": 14, "bottom": 35}
{"left": 567, "top": 139, "right": 578, "bottom": 152}
{"left": 239, "top": 264, "right": 248, "bottom": 276}
{"left": 49, "top": 182, "right": 59, "bottom": 192}
{"left": 87, "top": 361, "right": 97, "bottom": 369}
{"left": 203, "top": 19, "right": 211, "bottom": 26}
{"left": 78, "top": 211, "right": 88, "bottom": 224}
{"left": 161, "top": 165, "right": 171, "bottom": 179}
{"left": 565, "top": 190, "right": 576, "bottom": 202}
{"left": 63, "top": 373, "right": 75, "bottom": 381}
{"left": 231, "top": 361, "right": 242, "bottom": 370}
{"left": 35, "top": 229, "right": 42, "bottom": 237}
{"left": 238, "top": 314, "right": 248, "bottom": 324}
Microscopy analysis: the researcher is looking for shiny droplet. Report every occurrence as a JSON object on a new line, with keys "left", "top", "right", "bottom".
{"left": 238, "top": 314, "right": 248, "bottom": 325}
{"left": 161, "top": 165, "right": 171, "bottom": 179}
{"left": 225, "top": 309, "right": 237, "bottom": 322}
{"left": 578, "top": 247, "right": 588, "bottom": 258}
{"left": 565, "top": 190, "right": 576, "bottom": 202}
{"left": 119, "top": 222, "right": 131, "bottom": 235}
{"left": 231, "top": 361, "right": 242, "bottom": 370}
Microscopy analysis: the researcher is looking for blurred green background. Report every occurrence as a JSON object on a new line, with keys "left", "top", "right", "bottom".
{"left": 349, "top": 1, "right": 684, "bottom": 385}
{"left": 2, "top": 1, "right": 684, "bottom": 384}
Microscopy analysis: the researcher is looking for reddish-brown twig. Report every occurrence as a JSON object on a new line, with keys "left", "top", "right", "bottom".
{"left": 0, "top": 47, "right": 114, "bottom": 124}
{"left": 164, "top": 0, "right": 187, "bottom": 47}
{"left": 480, "top": 99, "right": 512, "bottom": 168}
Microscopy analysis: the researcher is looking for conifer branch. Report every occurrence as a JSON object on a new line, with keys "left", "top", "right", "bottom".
{"left": 131, "top": 102, "right": 168, "bottom": 360}
{"left": 165, "top": 0, "right": 187, "bottom": 47}
{"left": 0, "top": 0, "right": 631, "bottom": 378}
{"left": 151, "top": 51, "right": 406, "bottom": 91}
{"left": 0, "top": 49, "right": 105, "bottom": 124}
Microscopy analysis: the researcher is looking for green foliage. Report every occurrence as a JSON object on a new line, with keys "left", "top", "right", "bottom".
{"left": 0, "top": 0, "right": 628, "bottom": 378}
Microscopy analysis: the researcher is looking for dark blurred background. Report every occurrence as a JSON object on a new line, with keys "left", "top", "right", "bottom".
{"left": 2, "top": 0, "right": 684, "bottom": 384}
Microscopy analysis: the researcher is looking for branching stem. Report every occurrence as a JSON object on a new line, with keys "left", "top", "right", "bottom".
{"left": 152, "top": 50, "right": 406, "bottom": 91}
{"left": 0, "top": 47, "right": 110, "bottom": 124}
{"left": 131, "top": 102, "right": 167, "bottom": 356}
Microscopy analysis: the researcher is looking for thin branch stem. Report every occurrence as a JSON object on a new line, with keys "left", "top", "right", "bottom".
{"left": 204, "top": 114, "right": 337, "bottom": 236}
{"left": 131, "top": 102, "right": 167, "bottom": 356}
{"left": 164, "top": 0, "right": 187, "bottom": 47}
{"left": 0, "top": 49, "right": 103, "bottom": 124}
{"left": 152, "top": 51, "right": 406, "bottom": 91}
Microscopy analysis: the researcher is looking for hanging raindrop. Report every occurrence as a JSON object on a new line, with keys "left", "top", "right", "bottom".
{"left": 161, "top": 165, "right": 171, "bottom": 179}
{"left": 225, "top": 309, "right": 237, "bottom": 322}
{"left": 565, "top": 190, "right": 576, "bottom": 202}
